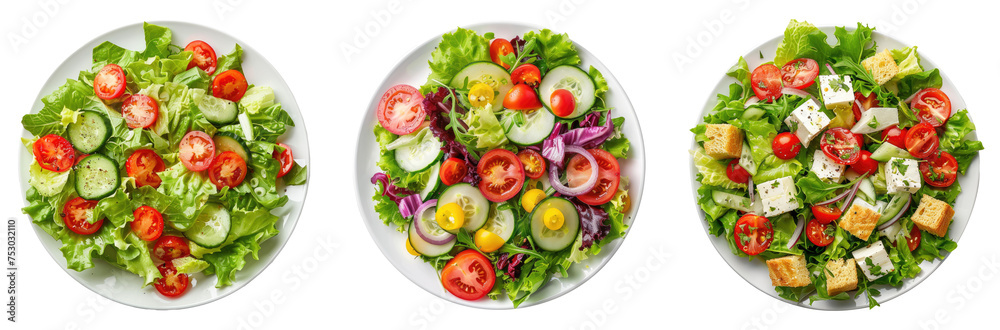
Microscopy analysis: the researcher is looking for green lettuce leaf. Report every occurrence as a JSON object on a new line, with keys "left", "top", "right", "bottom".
{"left": 421, "top": 27, "right": 490, "bottom": 93}
{"left": 889, "top": 46, "right": 922, "bottom": 80}
{"left": 522, "top": 29, "right": 581, "bottom": 73}
{"left": 464, "top": 105, "right": 508, "bottom": 149}
{"left": 938, "top": 109, "right": 983, "bottom": 174}
{"left": 213, "top": 44, "right": 244, "bottom": 76}
{"left": 896, "top": 69, "right": 942, "bottom": 99}
{"left": 774, "top": 19, "right": 819, "bottom": 67}
{"left": 156, "top": 163, "right": 218, "bottom": 230}
{"left": 22, "top": 79, "right": 106, "bottom": 136}
{"left": 691, "top": 147, "right": 746, "bottom": 190}
{"left": 239, "top": 86, "right": 275, "bottom": 115}
{"left": 374, "top": 125, "right": 433, "bottom": 191}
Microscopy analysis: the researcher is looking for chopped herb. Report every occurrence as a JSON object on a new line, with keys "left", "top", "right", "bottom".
{"left": 868, "top": 115, "right": 879, "bottom": 129}
{"left": 828, "top": 76, "right": 850, "bottom": 93}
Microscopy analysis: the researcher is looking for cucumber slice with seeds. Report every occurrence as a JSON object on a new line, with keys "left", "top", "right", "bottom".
{"left": 67, "top": 110, "right": 112, "bottom": 153}
{"left": 185, "top": 203, "right": 232, "bottom": 249}
{"left": 539, "top": 65, "right": 596, "bottom": 119}
{"left": 73, "top": 154, "right": 120, "bottom": 200}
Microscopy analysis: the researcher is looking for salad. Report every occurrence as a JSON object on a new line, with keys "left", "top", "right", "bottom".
{"left": 691, "top": 20, "right": 983, "bottom": 308}
{"left": 370, "top": 27, "right": 632, "bottom": 307}
{"left": 20, "top": 23, "right": 306, "bottom": 298}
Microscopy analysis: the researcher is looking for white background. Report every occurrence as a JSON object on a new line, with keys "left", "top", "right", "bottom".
{"left": 2, "top": 0, "right": 997, "bottom": 329}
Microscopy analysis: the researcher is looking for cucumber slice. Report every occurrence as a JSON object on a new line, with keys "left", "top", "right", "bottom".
{"left": 539, "top": 65, "right": 596, "bottom": 119}
{"left": 213, "top": 132, "right": 251, "bottom": 162}
{"left": 408, "top": 216, "right": 456, "bottom": 257}
{"left": 870, "top": 143, "right": 915, "bottom": 162}
{"left": 199, "top": 95, "right": 239, "bottom": 125}
{"left": 858, "top": 178, "right": 876, "bottom": 204}
{"left": 876, "top": 193, "right": 909, "bottom": 226}
{"left": 738, "top": 141, "right": 757, "bottom": 175}
{"left": 185, "top": 203, "right": 232, "bottom": 248}
{"left": 501, "top": 109, "right": 555, "bottom": 146}
{"left": 483, "top": 203, "right": 516, "bottom": 243}
{"left": 449, "top": 61, "right": 513, "bottom": 110}
{"left": 390, "top": 128, "right": 443, "bottom": 172}
{"left": 67, "top": 110, "right": 112, "bottom": 153}
{"left": 712, "top": 190, "right": 752, "bottom": 213}
{"left": 530, "top": 197, "right": 580, "bottom": 251}
{"left": 73, "top": 154, "right": 120, "bottom": 200}
{"left": 437, "top": 183, "right": 490, "bottom": 234}
{"left": 420, "top": 162, "right": 441, "bottom": 201}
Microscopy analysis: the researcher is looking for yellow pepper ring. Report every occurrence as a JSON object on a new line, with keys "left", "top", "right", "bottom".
{"left": 468, "top": 83, "right": 495, "bottom": 108}
{"left": 543, "top": 208, "right": 564, "bottom": 231}
{"left": 436, "top": 203, "right": 465, "bottom": 231}
{"left": 521, "top": 189, "right": 546, "bottom": 213}
{"left": 405, "top": 238, "right": 420, "bottom": 256}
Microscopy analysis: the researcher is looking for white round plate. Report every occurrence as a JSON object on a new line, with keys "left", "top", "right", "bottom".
{"left": 691, "top": 27, "right": 979, "bottom": 310}
{"left": 18, "top": 21, "right": 310, "bottom": 310}
{"left": 355, "top": 23, "right": 645, "bottom": 309}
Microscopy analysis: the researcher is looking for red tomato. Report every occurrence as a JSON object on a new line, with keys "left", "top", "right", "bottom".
{"left": 273, "top": 143, "right": 294, "bottom": 178}
{"left": 920, "top": 151, "right": 958, "bottom": 187}
{"left": 121, "top": 94, "right": 160, "bottom": 129}
{"left": 376, "top": 84, "right": 426, "bottom": 136}
{"left": 881, "top": 125, "right": 907, "bottom": 149}
{"left": 207, "top": 151, "right": 248, "bottom": 190}
{"left": 567, "top": 149, "right": 621, "bottom": 206}
{"left": 850, "top": 150, "right": 879, "bottom": 176}
{"left": 477, "top": 149, "right": 525, "bottom": 202}
{"left": 772, "top": 132, "right": 801, "bottom": 160}
{"left": 131, "top": 206, "right": 164, "bottom": 241}
{"left": 726, "top": 159, "right": 750, "bottom": 184}
{"left": 503, "top": 84, "right": 542, "bottom": 110}
{"left": 780, "top": 58, "right": 819, "bottom": 89}
{"left": 906, "top": 226, "right": 922, "bottom": 252}
{"left": 750, "top": 64, "right": 783, "bottom": 102}
{"left": 184, "top": 40, "right": 218, "bottom": 75}
{"left": 806, "top": 219, "right": 834, "bottom": 247}
{"left": 820, "top": 128, "right": 862, "bottom": 165}
{"left": 153, "top": 236, "right": 191, "bottom": 261}
{"left": 154, "top": 262, "right": 189, "bottom": 298}
{"left": 851, "top": 92, "right": 879, "bottom": 121}
{"left": 179, "top": 131, "right": 216, "bottom": 171}
{"left": 126, "top": 149, "right": 166, "bottom": 188}
{"left": 94, "top": 63, "right": 126, "bottom": 100}
{"left": 63, "top": 197, "right": 103, "bottom": 235}
{"left": 489, "top": 39, "right": 515, "bottom": 70}
{"left": 905, "top": 123, "right": 939, "bottom": 159}
{"left": 812, "top": 205, "right": 842, "bottom": 224}
{"left": 517, "top": 149, "right": 546, "bottom": 180}
{"left": 911, "top": 88, "right": 952, "bottom": 127}
{"left": 211, "top": 70, "right": 248, "bottom": 102}
{"left": 511, "top": 64, "right": 541, "bottom": 87}
{"left": 33, "top": 134, "right": 75, "bottom": 172}
{"left": 439, "top": 157, "right": 467, "bottom": 186}
{"left": 734, "top": 214, "right": 773, "bottom": 256}
{"left": 75, "top": 154, "right": 90, "bottom": 165}
{"left": 549, "top": 89, "right": 576, "bottom": 117}
{"left": 440, "top": 250, "right": 495, "bottom": 301}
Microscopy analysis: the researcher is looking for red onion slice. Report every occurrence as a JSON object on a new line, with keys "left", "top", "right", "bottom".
{"left": 903, "top": 92, "right": 918, "bottom": 104}
{"left": 787, "top": 217, "right": 805, "bottom": 250}
{"left": 748, "top": 178, "right": 755, "bottom": 204}
{"left": 548, "top": 145, "right": 598, "bottom": 196}
{"left": 877, "top": 194, "right": 912, "bottom": 231}
{"left": 841, "top": 180, "right": 862, "bottom": 209}
{"left": 781, "top": 87, "right": 812, "bottom": 99}
{"left": 744, "top": 96, "right": 760, "bottom": 108}
{"left": 816, "top": 188, "right": 851, "bottom": 206}
{"left": 413, "top": 199, "right": 455, "bottom": 245}
{"left": 826, "top": 63, "right": 837, "bottom": 75}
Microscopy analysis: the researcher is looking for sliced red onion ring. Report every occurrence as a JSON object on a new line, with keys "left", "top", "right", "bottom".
{"left": 413, "top": 199, "right": 455, "bottom": 245}
{"left": 548, "top": 145, "right": 598, "bottom": 196}
{"left": 787, "top": 217, "right": 805, "bottom": 250}
{"left": 841, "top": 180, "right": 862, "bottom": 209}
{"left": 826, "top": 63, "right": 836, "bottom": 75}
{"left": 748, "top": 178, "right": 755, "bottom": 204}
{"left": 855, "top": 99, "right": 865, "bottom": 114}
{"left": 877, "top": 194, "right": 912, "bottom": 231}
{"left": 815, "top": 187, "right": 851, "bottom": 206}
{"left": 744, "top": 96, "right": 760, "bottom": 108}
{"left": 903, "top": 92, "right": 917, "bottom": 104}
{"left": 781, "top": 87, "right": 812, "bottom": 99}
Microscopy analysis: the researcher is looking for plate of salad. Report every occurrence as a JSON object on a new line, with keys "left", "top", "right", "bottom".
{"left": 19, "top": 22, "right": 309, "bottom": 309}
{"left": 690, "top": 20, "right": 983, "bottom": 309}
{"left": 356, "top": 23, "right": 643, "bottom": 308}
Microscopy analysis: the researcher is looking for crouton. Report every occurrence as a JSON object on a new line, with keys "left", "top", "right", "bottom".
{"left": 862, "top": 50, "right": 899, "bottom": 85}
{"left": 825, "top": 258, "right": 858, "bottom": 296}
{"left": 704, "top": 124, "right": 743, "bottom": 159}
{"left": 839, "top": 200, "right": 881, "bottom": 240}
{"left": 766, "top": 255, "right": 811, "bottom": 287}
{"left": 911, "top": 194, "right": 955, "bottom": 237}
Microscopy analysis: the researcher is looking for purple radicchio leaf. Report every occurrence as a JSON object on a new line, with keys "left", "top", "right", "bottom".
{"left": 371, "top": 172, "right": 414, "bottom": 204}
{"left": 541, "top": 114, "right": 614, "bottom": 167}
{"left": 396, "top": 194, "right": 424, "bottom": 218}
{"left": 572, "top": 198, "right": 611, "bottom": 250}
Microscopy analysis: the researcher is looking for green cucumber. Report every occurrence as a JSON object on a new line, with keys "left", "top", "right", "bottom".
{"left": 500, "top": 109, "right": 555, "bottom": 146}
{"left": 408, "top": 209, "right": 456, "bottom": 257}
{"left": 449, "top": 61, "right": 513, "bottom": 110}
{"left": 436, "top": 183, "right": 489, "bottom": 234}
{"left": 419, "top": 162, "right": 441, "bottom": 201}
{"left": 712, "top": 190, "right": 752, "bottom": 213}
{"left": 876, "top": 193, "right": 910, "bottom": 226}
{"left": 67, "top": 110, "right": 112, "bottom": 153}
{"left": 530, "top": 197, "right": 580, "bottom": 251}
{"left": 388, "top": 128, "right": 442, "bottom": 172}
{"left": 73, "top": 154, "right": 120, "bottom": 200}
{"left": 199, "top": 95, "right": 239, "bottom": 125}
{"left": 185, "top": 203, "right": 232, "bottom": 248}
{"left": 738, "top": 141, "right": 757, "bottom": 175}
{"left": 870, "top": 143, "right": 915, "bottom": 162}
{"left": 483, "top": 203, "right": 516, "bottom": 243}
{"left": 539, "top": 65, "right": 596, "bottom": 119}
{"left": 213, "top": 132, "right": 251, "bottom": 162}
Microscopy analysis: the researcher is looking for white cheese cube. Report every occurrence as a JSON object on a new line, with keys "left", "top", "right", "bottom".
{"left": 784, "top": 99, "right": 830, "bottom": 147}
{"left": 851, "top": 198, "right": 881, "bottom": 216}
{"left": 880, "top": 222, "right": 903, "bottom": 243}
{"left": 757, "top": 176, "right": 800, "bottom": 217}
{"left": 851, "top": 107, "right": 900, "bottom": 134}
{"left": 885, "top": 157, "right": 921, "bottom": 194}
{"left": 819, "top": 75, "right": 854, "bottom": 110}
{"left": 810, "top": 150, "right": 845, "bottom": 181}
{"left": 852, "top": 241, "right": 895, "bottom": 281}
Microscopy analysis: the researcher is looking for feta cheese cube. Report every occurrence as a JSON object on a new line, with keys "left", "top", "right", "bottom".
{"left": 784, "top": 99, "right": 830, "bottom": 147}
{"left": 851, "top": 198, "right": 880, "bottom": 215}
{"left": 819, "top": 75, "right": 854, "bottom": 110}
{"left": 810, "top": 150, "right": 845, "bottom": 181}
{"left": 852, "top": 241, "right": 895, "bottom": 281}
{"left": 880, "top": 222, "right": 903, "bottom": 243}
{"left": 851, "top": 107, "right": 900, "bottom": 134}
{"left": 886, "top": 157, "right": 921, "bottom": 194}
{"left": 757, "top": 176, "right": 800, "bottom": 217}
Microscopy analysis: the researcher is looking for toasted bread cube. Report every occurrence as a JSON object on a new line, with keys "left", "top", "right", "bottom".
{"left": 766, "top": 255, "right": 811, "bottom": 287}
{"left": 825, "top": 258, "right": 858, "bottom": 296}
{"left": 704, "top": 124, "right": 743, "bottom": 159}
{"left": 862, "top": 50, "right": 899, "bottom": 85}
{"left": 911, "top": 194, "right": 955, "bottom": 237}
{"left": 839, "top": 199, "right": 881, "bottom": 240}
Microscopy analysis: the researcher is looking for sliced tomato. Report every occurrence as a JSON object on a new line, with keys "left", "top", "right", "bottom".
{"left": 549, "top": 89, "right": 576, "bottom": 117}
{"left": 780, "top": 58, "right": 819, "bottom": 89}
{"left": 489, "top": 39, "right": 515, "bottom": 70}
{"left": 94, "top": 63, "right": 126, "bottom": 100}
{"left": 920, "top": 151, "right": 958, "bottom": 187}
{"left": 806, "top": 219, "right": 835, "bottom": 247}
{"left": 153, "top": 236, "right": 191, "bottom": 261}
{"left": 63, "top": 197, "right": 103, "bottom": 235}
{"left": 211, "top": 69, "right": 248, "bottom": 102}
{"left": 567, "top": 149, "right": 621, "bottom": 206}
{"left": 477, "top": 149, "right": 525, "bottom": 202}
{"left": 121, "top": 94, "right": 160, "bottom": 129}
{"left": 184, "top": 40, "right": 218, "bottom": 75}
{"left": 207, "top": 151, "right": 248, "bottom": 190}
{"left": 179, "top": 131, "right": 216, "bottom": 171}
{"left": 906, "top": 226, "right": 922, "bottom": 252}
{"left": 820, "top": 127, "right": 862, "bottom": 165}
{"left": 126, "top": 149, "right": 166, "bottom": 188}
{"left": 726, "top": 159, "right": 750, "bottom": 184}
{"left": 33, "top": 134, "right": 75, "bottom": 172}
{"left": 734, "top": 214, "right": 773, "bottom": 256}
{"left": 881, "top": 125, "right": 907, "bottom": 149}
{"left": 812, "top": 205, "right": 842, "bottom": 224}
{"left": 511, "top": 64, "right": 541, "bottom": 87}
{"left": 440, "top": 250, "right": 495, "bottom": 301}
{"left": 439, "top": 157, "right": 467, "bottom": 186}
{"left": 273, "top": 143, "right": 294, "bottom": 178}
{"left": 131, "top": 205, "right": 164, "bottom": 241}
{"left": 850, "top": 150, "right": 879, "bottom": 176}
{"left": 905, "top": 123, "right": 939, "bottom": 159}
{"left": 750, "top": 64, "right": 783, "bottom": 102}
{"left": 772, "top": 132, "right": 801, "bottom": 160}
{"left": 517, "top": 150, "right": 546, "bottom": 180}
{"left": 852, "top": 92, "right": 879, "bottom": 121}
{"left": 503, "top": 84, "right": 542, "bottom": 110}
{"left": 377, "top": 84, "right": 426, "bottom": 136}
{"left": 154, "top": 262, "right": 189, "bottom": 298}
{"left": 911, "top": 88, "right": 952, "bottom": 127}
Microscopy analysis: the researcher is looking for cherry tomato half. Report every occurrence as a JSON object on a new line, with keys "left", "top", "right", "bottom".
{"left": 850, "top": 150, "right": 879, "bottom": 176}
{"left": 439, "top": 157, "right": 467, "bottom": 186}
{"left": 63, "top": 197, "right": 104, "bottom": 235}
{"left": 772, "top": 132, "right": 801, "bottom": 160}
{"left": 376, "top": 84, "right": 426, "bottom": 136}
{"left": 154, "top": 262, "right": 189, "bottom": 298}
{"left": 726, "top": 159, "right": 750, "bottom": 184}
{"left": 780, "top": 58, "right": 819, "bottom": 89}
{"left": 511, "top": 64, "right": 541, "bottom": 87}
{"left": 94, "top": 63, "right": 126, "bottom": 100}
{"left": 568, "top": 149, "right": 621, "bottom": 206}
{"left": 477, "top": 149, "right": 525, "bottom": 202}
{"left": 131, "top": 205, "right": 164, "bottom": 242}
{"left": 750, "top": 64, "right": 783, "bottom": 102}
{"left": 211, "top": 69, "right": 248, "bottom": 102}
{"left": 517, "top": 149, "right": 546, "bottom": 180}
{"left": 881, "top": 124, "right": 907, "bottom": 149}
{"left": 489, "top": 39, "right": 515, "bottom": 70}
{"left": 504, "top": 84, "right": 542, "bottom": 110}
{"left": 179, "top": 131, "right": 216, "bottom": 171}
{"left": 906, "top": 226, "right": 922, "bottom": 252}
{"left": 33, "top": 134, "right": 75, "bottom": 172}
{"left": 812, "top": 205, "right": 842, "bottom": 224}
{"left": 734, "top": 214, "right": 773, "bottom": 256}
{"left": 905, "top": 123, "right": 940, "bottom": 159}
{"left": 806, "top": 219, "right": 835, "bottom": 247}
{"left": 153, "top": 236, "right": 191, "bottom": 261}
{"left": 440, "top": 250, "right": 495, "bottom": 301}
{"left": 919, "top": 151, "right": 958, "bottom": 187}
{"left": 911, "top": 88, "right": 952, "bottom": 127}
{"left": 126, "top": 149, "right": 166, "bottom": 188}
{"left": 820, "top": 127, "right": 862, "bottom": 165}
{"left": 852, "top": 92, "right": 879, "bottom": 122}
{"left": 549, "top": 89, "right": 576, "bottom": 118}
{"left": 273, "top": 143, "right": 294, "bottom": 178}
{"left": 184, "top": 40, "right": 218, "bottom": 75}
{"left": 207, "top": 151, "right": 248, "bottom": 190}
{"left": 121, "top": 94, "right": 160, "bottom": 129}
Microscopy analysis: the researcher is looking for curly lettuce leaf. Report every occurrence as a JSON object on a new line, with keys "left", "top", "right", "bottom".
{"left": 774, "top": 20, "right": 819, "bottom": 67}
{"left": 889, "top": 46, "right": 922, "bottom": 80}
{"left": 939, "top": 109, "right": 983, "bottom": 174}
{"left": 156, "top": 163, "right": 218, "bottom": 230}
{"left": 421, "top": 27, "right": 490, "bottom": 93}
{"left": 691, "top": 147, "right": 746, "bottom": 190}
{"left": 464, "top": 105, "right": 508, "bottom": 149}
{"left": 521, "top": 29, "right": 581, "bottom": 73}
{"left": 22, "top": 79, "right": 106, "bottom": 136}
{"left": 896, "top": 68, "right": 942, "bottom": 99}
